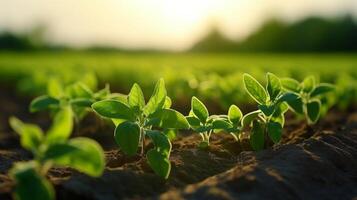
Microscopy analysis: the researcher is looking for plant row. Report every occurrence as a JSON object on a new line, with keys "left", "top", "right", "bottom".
{"left": 8, "top": 73, "right": 335, "bottom": 200}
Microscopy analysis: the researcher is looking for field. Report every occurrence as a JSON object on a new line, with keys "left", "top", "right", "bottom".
{"left": 0, "top": 52, "right": 356, "bottom": 200}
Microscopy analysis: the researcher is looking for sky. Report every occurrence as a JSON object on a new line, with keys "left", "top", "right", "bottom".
{"left": 0, "top": 0, "right": 356, "bottom": 51}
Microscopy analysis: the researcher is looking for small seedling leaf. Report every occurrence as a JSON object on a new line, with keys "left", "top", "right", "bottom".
{"left": 266, "top": 73, "right": 281, "bottom": 100}
{"left": 310, "top": 83, "right": 335, "bottom": 98}
{"left": 306, "top": 100, "right": 321, "bottom": 124}
{"left": 276, "top": 92, "right": 299, "bottom": 103}
{"left": 212, "top": 119, "right": 233, "bottom": 130}
{"left": 243, "top": 74, "right": 267, "bottom": 105}
{"left": 128, "top": 83, "right": 145, "bottom": 111}
{"left": 302, "top": 76, "right": 315, "bottom": 93}
{"left": 114, "top": 121, "right": 140, "bottom": 156}
{"left": 10, "top": 162, "right": 55, "bottom": 200}
{"left": 258, "top": 104, "right": 275, "bottom": 116}
{"left": 154, "top": 109, "right": 189, "bottom": 129}
{"left": 267, "top": 121, "right": 282, "bottom": 143}
{"left": 286, "top": 98, "right": 304, "bottom": 115}
{"left": 250, "top": 120, "right": 265, "bottom": 151}
{"left": 241, "top": 110, "right": 261, "bottom": 128}
{"left": 46, "top": 106, "right": 73, "bottom": 144}
{"left": 146, "top": 130, "right": 172, "bottom": 157}
{"left": 47, "top": 78, "right": 64, "bottom": 98}
{"left": 70, "top": 98, "right": 94, "bottom": 107}
{"left": 191, "top": 97, "right": 209, "bottom": 123}
{"left": 147, "top": 149, "right": 171, "bottom": 179}
{"left": 92, "top": 100, "right": 135, "bottom": 121}
{"left": 186, "top": 116, "right": 201, "bottom": 128}
{"left": 30, "top": 96, "right": 60, "bottom": 113}
{"left": 281, "top": 78, "right": 301, "bottom": 93}
{"left": 9, "top": 117, "right": 44, "bottom": 152}
{"left": 144, "top": 78, "right": 167, "bottom": 116}
{"left": 228, "top": 105, "right": 242, "bottom": 125}
{"left": 164, "top": 96, "right": 172, "bottom": 109}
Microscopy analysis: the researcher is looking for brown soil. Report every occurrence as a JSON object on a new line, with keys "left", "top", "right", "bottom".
{"left": 0, "top": 87, "right": 356, "bottom": 200}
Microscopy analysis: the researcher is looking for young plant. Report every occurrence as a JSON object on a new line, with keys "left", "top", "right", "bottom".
{"left": 186, "top": 97, "right": 242, "bottom": 148}
{"left": 281, "top": 76, "right": 335, "bottom": 124}
{"left": 8, "top": 107, "right": 105, "bottom": 200}
{"left": 242, "top": 73, "right": 297, "bottom": 150}
{"left": 91, "top": 79, "right": 189, "bottom": 179}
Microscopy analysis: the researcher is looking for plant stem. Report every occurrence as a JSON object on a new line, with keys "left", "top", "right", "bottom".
{"left": 140, "top": 127, "right": 145, "bottom": 156}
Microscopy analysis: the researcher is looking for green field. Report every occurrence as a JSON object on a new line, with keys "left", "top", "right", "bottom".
{"left": 0, "top": 52, "right": 356, "bottom": 109}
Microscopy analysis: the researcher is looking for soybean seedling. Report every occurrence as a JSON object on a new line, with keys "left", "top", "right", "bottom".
{"left": 281, "top": 76, "right": 335, "bottom": 124}
{"left": 92, "top": 79, "right": 189, "bottom": 179}
{"left": 242, "top": 73, "right": 297, "bottom": 150}
{"left": 8, "top": 107, "right": 105, "bottom": 200}
{"left": 186, "top": 97, "right": 242, "bottom": 148}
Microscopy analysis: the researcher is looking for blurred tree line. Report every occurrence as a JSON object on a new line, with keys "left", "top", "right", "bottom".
{"left": 1, "top": 16, "right": 356, "bottom": 52}
{"left": 191, "top": 16, "right": 357, "bottom": 52}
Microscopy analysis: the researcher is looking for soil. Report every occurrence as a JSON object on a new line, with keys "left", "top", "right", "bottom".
{"left": 0, "top": 86, "right": 356, "bottom": 200}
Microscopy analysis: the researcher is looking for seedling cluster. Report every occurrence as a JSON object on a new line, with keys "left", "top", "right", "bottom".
{"left": 7, "top": 73, "right": 335, "bottom": 200}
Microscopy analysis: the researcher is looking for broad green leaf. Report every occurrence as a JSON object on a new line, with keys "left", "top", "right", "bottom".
{"left": 271, "top": 114, "right": 285, "bottom": 127}
{"left": 241, "top": 110, "right": 261, "bottom": 128}
{"left": 306, "top": 100, "right": 321, "bottom": 124}
{"left": 155, "top": 109, "right": 189, "bottom": 129}
{"left": 250, "top": 120, "right": 265, "bottom": 151}
{"left": 186, "top": 116, "right": 201, "bottom": 127}
{"left": 272, "top": 102, "right": 289, "bottom": 117}
{"left": 212, "top": 119, "right": 233, "bottom": 130}
{"left": 30, "top": 96, "right": 59, "bottom": 113}
{"left": 302, "top": 76, "right": 315, "bottom": 93}
{"left": 92, "top": 100, "right": 135, "bottom": 121}
{"left": 10, "top": 162, "right": 55, "bottom": 200}
{"left": 243, "top": 74, "right": 267, "bottom": 105}
{"left": 70, "top": 98, "right": 94, "bottom": 107}
{"left": 267, "top": 121, "right": 282, "bottom": 143}
{"left": 286, "top": 98, "right": 304, "bottom": 115}
{"left": 195, "top": 126, "right": 211, "bottom": 133}
{"left": 258, "top": 104, "right": 275, "bottom": 116}
{"left": 46, "top": 106, "right": 73, "bottom": 144}
{"left": 47, "top": 78, "right": 64, "bottom": 98}
{"left": 43, "top": 137, "right": 105, "bottom": 177}
{"left": 164, "top": 96, "right": 172, "bottom": 109}
{"left": 144, "top": 79, "right": 167, "bottom": 116}
{"left": 191, "top": 97, "right": 209, "bottom": 123}
{"left": 163, "top": 129, "right": 177, "bottom": 141}
{"left": 228, "top": 105, "right": 242, "bottom": 125}
{"left": 276, "top": 92, "right": 299, "bottom": 103}
{"left": 266, "top": 73, "right": 281, "bottom": 100}
{"left": 128, "top": 83, "right": 145, "bottom": 111}
{"left": 146, "top": 130, "right": 172, "bottom": 157}
{"left": 115, "top": 121, "right": 140, "bottom": 156}
{"left": 310, "top": 83, "right": 335, "bottom": 98}
{"left": 147, "top": 149, "right": 171, "bottom": 179}
{"left": 281, "top": 78, "right": 300, "bottom": 93}
{"left": 9, "top": 117, "right": 44, "bottom": 152}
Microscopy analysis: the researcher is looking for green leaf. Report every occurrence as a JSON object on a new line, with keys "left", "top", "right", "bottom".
{"left": 250, "top": 120, "right": 265, "bottom": 151}
{"left": 258, "top": 104, "right": 275, "bottom": 116}
{"left": 286, "top": 98, "right": 304, "bottom": 115}
{"left": 114, "top": 121, "right": 140, "bottom": 156}
{"left": 228, "top": 105, "right": 242, "bottom": 125}
{"left": 10, "top": 162, "right": 55, "bottom": 200}
{"left": 66, "top": 82, "right": 93, "bottom": 99}
{"left": 128, "top": 83, "right": 145, "bottom": 111}
{"left": 266, "top": 72, "right": 281, "bottom": 100}
{"left": 276, "top": 92, "right": 299, "bottom": 103}
{"left": 92, "top": 100, "right": 135, "bottom": 121}
{"left": 267, "top": 121, "right": 282, "bottom": 143}
{"left": 302, "top": 76, "right": 315, "bottom": 93}
{"left": 163, "top": 129, "right": 177, "bottom": 141}
{"left": 146, "top": 130, "right": 172, "bottom": 157}
{"left": 70, "top": 98, "right": 94, "bottom": 107}
{"left": 306, "top": 100, "right": 321, "bottom": 124}
{"left": 46, "top": 106, "right": 73, "bottom": 144}
{"left": 147, "top": 149, "right": 171, "bottom": 179}
{"left": 212, "top": 119, "right": 233, "bottom": 130}
{"left": 144, "top": 78, "right": 167, "bottom": 116}
{"left": 186, "top": 116, "right": 201, "bottom": 128}
{"left": 30, "top": 96, "right": 60, "bottom": 113}
{"left": 310, "top": 83, "right": 335, "bottom": 98}
{"left": 43, "top": 137, "right": 105, "bottom": 177}
{"left": 191, "top": 96, "right": 209, "bottom": 123}
{"left": 243, "top": 74, "right": 267, "bottom": 105}
{"left": 155, "top": 109, "right": 189, "bottom": 129}
{"left": 271, "top": 114, "right": 285, "bottom": 127}
{"left": 164, "top": 96, "right": 172, "bottom": 109}
{"left": 281, "top": 78, "right": 301, "bottom": 93}
{"left": 241, "top": 110, "right": 261, "bottom": 128}
{"left": 47, "top": 78, "right": 64, "bottom": 98}
{"left": 94, "top": 84, "right": 110, "bottom": 100}
{"left": 9, "top": 117, "right": 44, "bottom": 152}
